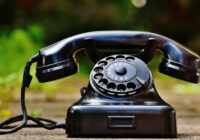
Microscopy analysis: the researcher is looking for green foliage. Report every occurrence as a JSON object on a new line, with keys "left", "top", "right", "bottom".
{"left": 147, "top": 53, "right": 163, "bottom": 73}
{"left": 30, "top": 108, "right": 43, "bottom": 117}
{"left": 0, "top": 25, "right": 44, "bottom": 107}
{"left": 0, "top": 0, "right": 199, "bottom": 114}
{"left": 0, "top": 109, "right": 12, "bottom": 119}
{"left": 172, "top": 83, "right": 200, "bottom": 94}
{"left": 0, "top": 25, "right": 43, "bottom": 77}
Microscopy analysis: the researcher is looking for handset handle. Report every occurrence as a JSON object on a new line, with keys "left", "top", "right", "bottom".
{"left": 38, "top": 31, "right": 157, "bottom": 65}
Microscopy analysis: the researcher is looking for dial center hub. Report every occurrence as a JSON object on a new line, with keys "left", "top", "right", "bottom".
{"left": 106, "top": 61, "right": 136, "bottom": 82}
{"left": 115, "top": 66, "right": 127, "bottom": 75}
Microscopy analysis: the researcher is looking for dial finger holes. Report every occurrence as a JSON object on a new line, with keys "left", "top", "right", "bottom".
{"left": 106, "top": 57, "right": 115, "bottom": 62}
{"left": 127, "top": 82, "right": 136, "bottom": 90}
{"left": 94, "top": 73, "right": 103, "bottom": 80}
{"left": 126, "top": 56, "right": 135, "bottom": 61}
{"left": 98, "top": 61, "right": 107, "bottom": 67}
{"left": 117, "top": 84, "right": 126, "bottom": 91}
{"left": 98, "top": 79, "right": 108, "bottom": 86}
{"left": 107, "top": 82, "right": 116, "bottom": 90}
{"left": 94, "top": 67, "right": 103, "bottom": 73}
{"left": 116, "top": 55, "right": 125, "bottom": 60}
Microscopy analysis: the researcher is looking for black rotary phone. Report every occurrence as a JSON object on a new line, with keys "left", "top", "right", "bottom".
{"left": 0, "top": 31, "right": 200, "bottom": 137}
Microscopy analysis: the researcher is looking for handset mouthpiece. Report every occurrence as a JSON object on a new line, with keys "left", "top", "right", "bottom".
{"left": 35, "top": 41, "right": 79, "bottom": 83}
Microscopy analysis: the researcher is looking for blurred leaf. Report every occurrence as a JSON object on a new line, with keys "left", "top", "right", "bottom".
{"left": 30, "top": 108, "right": 43, "bottom": 117}
{"left": 0, "top": 25, "right": 44, "bottom": 106}
{"left": 0, "top": 109, "right": 12, "bottom": 119}
{"left": 172, "top": 83, "right": 200, "bottom": 94}
{"left": 0, "top": 25, "right": 43, "bottom": 78}
{"left": 27, "top": 24, "right": 44, "bottom": 43}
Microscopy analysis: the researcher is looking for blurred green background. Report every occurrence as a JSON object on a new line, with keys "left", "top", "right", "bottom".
{"left": 0, "top": 0, "right": 200, "bottom": 118}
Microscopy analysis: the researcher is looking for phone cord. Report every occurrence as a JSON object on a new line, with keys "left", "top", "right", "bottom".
{"left": 0, "top": 55, "right": 65, "bottom": 135}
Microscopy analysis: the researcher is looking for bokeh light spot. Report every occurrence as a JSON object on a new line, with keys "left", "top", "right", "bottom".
{"left": 131, "top": 0, "right": 147, "bottom": 8}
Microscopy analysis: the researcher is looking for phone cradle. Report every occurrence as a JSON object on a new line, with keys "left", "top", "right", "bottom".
{"left": 66, "top": 55, "right": 177, "bottom": 137}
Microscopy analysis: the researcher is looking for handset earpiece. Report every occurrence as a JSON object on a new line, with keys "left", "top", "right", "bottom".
{"left": 156, "top": 36, "right": 200, "bottom": 83}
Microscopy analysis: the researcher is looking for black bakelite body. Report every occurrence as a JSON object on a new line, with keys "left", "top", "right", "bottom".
{"left": 66, "top": 92, "right": 177, "bottom": 138}
{"left": 66, "top": 54, "right": 177, "bottom": 137}
{"left": 33, "top": 31, "right": 200, "bottom": 137}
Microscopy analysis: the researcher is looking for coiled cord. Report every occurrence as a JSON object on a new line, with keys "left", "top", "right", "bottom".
{"left": 0, "top": 54, "right": 65, "bottom": 135}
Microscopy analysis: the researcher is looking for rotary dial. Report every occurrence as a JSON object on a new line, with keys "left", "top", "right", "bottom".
{"left": 90, "top": 55, "right": 151, "bottom": 98}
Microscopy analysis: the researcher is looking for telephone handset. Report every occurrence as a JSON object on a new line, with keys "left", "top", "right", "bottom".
{"left": 0, "top": 31, "right": 199, "bottom": 137}
{"left": 36, "top": 31, "right": 200, "bottom": 83}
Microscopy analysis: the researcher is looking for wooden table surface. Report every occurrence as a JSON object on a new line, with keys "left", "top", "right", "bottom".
{"left": 0, "top": 90, "right": 200, "bottom": 140}
{"left": 0, "top": 117, "right": 200, "bottom": 140}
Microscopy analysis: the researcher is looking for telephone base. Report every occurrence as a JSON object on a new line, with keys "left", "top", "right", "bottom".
{"left": 66, "top": 104, "right": 177, "bottom": 138}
